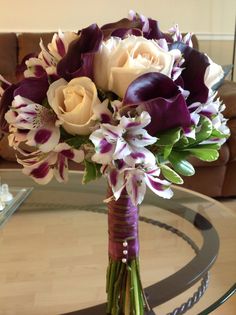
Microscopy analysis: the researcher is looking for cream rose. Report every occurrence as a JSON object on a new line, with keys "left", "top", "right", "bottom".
{"left": 204, "top": 55, "right": 224, "bottom": 89}
{"left": 94, "top": 35, "right": 179, "bottom": 98}
{"left": 47, "top": 77, "right": 107, "bottom": 135}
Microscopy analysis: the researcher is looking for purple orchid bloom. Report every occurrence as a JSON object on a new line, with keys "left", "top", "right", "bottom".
{"left": 57, "top": 24, "right": 103, "bottom": 81}
{"left": 123, "top": 72, "right": 192, "bottom": 136}
{"left": 17, "top": 143, "right": 84, "bottom": 184}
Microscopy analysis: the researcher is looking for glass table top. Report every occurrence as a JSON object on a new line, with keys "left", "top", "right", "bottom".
{"left": 0, "top": 169, "right": 235, "bottom": 315}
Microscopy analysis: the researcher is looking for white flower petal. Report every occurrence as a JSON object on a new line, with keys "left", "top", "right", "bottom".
{"left": 26, "top": 125, "right": 60, "bottom": 152}
{"left": 145, "top": 175, "right": 173, "bottom": 199}
{"left": 126, "top": 170, "right": 146, "bottom": 205}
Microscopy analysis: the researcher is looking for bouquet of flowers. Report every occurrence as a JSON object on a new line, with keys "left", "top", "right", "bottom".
{"left": 0, "top": 11, "right": 229, "bottom": 315}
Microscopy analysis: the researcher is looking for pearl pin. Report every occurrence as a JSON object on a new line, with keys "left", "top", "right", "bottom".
{"left": 122, "top": 258, "right": 127, "bottom": 263}
{"left": 123, "top": 241, "right": 128, "bottom": 247}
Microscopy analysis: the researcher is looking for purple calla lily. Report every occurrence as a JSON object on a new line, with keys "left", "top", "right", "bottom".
{"left": 57, "top": 24, "right": 103, "bottom": 81}
{"left": 0, "top": 75, "right": 49, "bottom": 132}
{"left": 123, "top": 72, "right": 191, "bottom": 135}
{"left": 169, "top": 42, "right": 210, "bottom": 105}
{"left": 101, "top": 13, "right": 173, "bottom": 42}
{"left": 13, "top": 75, "right": 49, "bottom": 103}
{"left": 0, "top": 83, "right": 19, "bottom": 131}
{"left": 101, "top": 18, "right": 143, "bottom": 39}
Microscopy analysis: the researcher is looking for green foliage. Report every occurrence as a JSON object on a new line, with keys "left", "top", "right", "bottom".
{"left": 156, "top": 127, "right": 181, "bottom": 146}
{"left": 183, "top": 147, "right": 219, "bottom": 162}
{"left": 211, "top": 128, "right": 229, "bottom": 139}
{"left": 192, "top": 116, "right": 213, "bottom": 144}
{"left": 66, "top": 135, "right": 91, "bottom": 149}
{"left": 160, "top": 164, "right": 184, "bottom": 184}
{"left": 168, "top": 151, "right": 195, "bottom": 176}
{"left": 82, "top": 160, "right": 102, "bottom": 184}
{"left": 60, "top": 127, "right": 91, "bottom": 149}
{"left": 155, "top": 127, "right": 181, "bottom": 159}
{"left": 97, "top": 88, "right": 118, "bottom": 102}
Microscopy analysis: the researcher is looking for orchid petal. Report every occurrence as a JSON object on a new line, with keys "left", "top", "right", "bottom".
{"left": 127, "top": 128, "right": 157, "bottom": 147}
{"left": 113, "top": 138, "right": 130, "bottom": 160}
{"left": 108, "top": 168, "right": 126, "bottom": 200}
{"left": 124, "top": 148, "right": 156, "bottom": 167}
{"left": 54, "top": 143, "right": 84, "bottom": 163}
{"left": 120, "top": 111, "right": 151, "bottom": 130}
{"left": 145, "top": 175, "right": 173, "bottom": 199}
{"left": 26, "top": 125, "right": 60, "bottom": 152}
{"left": 126, "top": 170, "right": 146, "bottom": 205}
{"left": 54, "top": 154, "right": 68, "bottom": 182}
{"left": 90, "top": 130, "right": 115, "bottom": 164}
{"left": 101, "top": 124, "right": 123, "bottom": 141}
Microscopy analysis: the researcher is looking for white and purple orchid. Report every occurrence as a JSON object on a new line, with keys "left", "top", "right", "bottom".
{"left": 24, "top": 31, "right": 79, "bottom": 78}
{"left": 90, "top": 111, "right": 174, "bottom": 205}
{"left": 89, "top": 111, "right": 157, "bottom": 165}
{"left": 5, "top": 95, "right": 61, "bottom": 152}
{"left": 104, "top": 159, "right": 173, "bottom": 206}
{"left": 17, "top": 143, "right": 84, "bottom": 184}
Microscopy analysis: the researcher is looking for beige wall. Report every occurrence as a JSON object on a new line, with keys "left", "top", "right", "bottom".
{"left": 0, "top": 0, "right": 235, "bottom": 34}
{"left": 0, "top": 0, "right": 235, "bottom": 79}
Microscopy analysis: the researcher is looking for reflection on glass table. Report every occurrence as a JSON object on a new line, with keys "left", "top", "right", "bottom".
{"left": 0, "top": 169, "right": 235, "bottom": 315}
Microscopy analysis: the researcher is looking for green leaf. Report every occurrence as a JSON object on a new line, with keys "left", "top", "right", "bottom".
{"left": 66, "top": 135, "right": 90, "bottom": 149}
{"left": 82, "top": 160, "right": 102, "bottom": 184}
{"left": 195, "top": 116, "right": 213, "bottom": 143}
{"left": 173, "top": 135, "right": 189, "bottom": 149}
{"left": 156, "top": 127, "right": 181, "bottom": 146}
{"left": 160, "top": 164, "right": 184, "bottom": 184}
{"left": 169, "top": 151, "right": 195, "bottom": 176}
{"left": 211, "top": 128, "right": 229, "bottom": 139}
{"left": 196, "top": 143, "right": 221, "bottom": 150}
{"left": 163, "top": 145, "right": 173, "bottom": 159}
{"left": 184, "top": 148, "right": 219, "bottom": 162}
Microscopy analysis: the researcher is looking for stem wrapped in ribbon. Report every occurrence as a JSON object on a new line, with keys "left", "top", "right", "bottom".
{"left": 106, "top": 186, "right": 151, "bottom": 315}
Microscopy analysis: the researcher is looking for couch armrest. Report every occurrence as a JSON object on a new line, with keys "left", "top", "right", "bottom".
{"left": 217, "top": 80, "right": 236, "bottom": 119}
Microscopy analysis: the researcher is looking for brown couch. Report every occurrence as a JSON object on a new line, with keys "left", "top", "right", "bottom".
{"left": 0, "top": 32, "right": 236, "bottom": 197}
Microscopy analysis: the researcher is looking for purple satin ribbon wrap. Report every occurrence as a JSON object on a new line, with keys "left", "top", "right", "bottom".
{"left": 107, "top": 187, "right": 139, "bottom": 260}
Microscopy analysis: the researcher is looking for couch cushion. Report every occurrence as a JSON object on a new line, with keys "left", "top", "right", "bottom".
{"left": 17, "top": 32, "right": 54, "bottom": 63}
{"left": 218, "top": 80, "right": 236, "bottom": 119}
{"left": 182, "top": 165, "right": 226, "bottom": 197}
{"left": 222, "top": 160, "right": 236, "bottom": 196}
{"left": 227, "top": 118, "right": 236, "bottom": 162}
{"left": 0, "top": 33, "right": 18, "bottom": 83}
